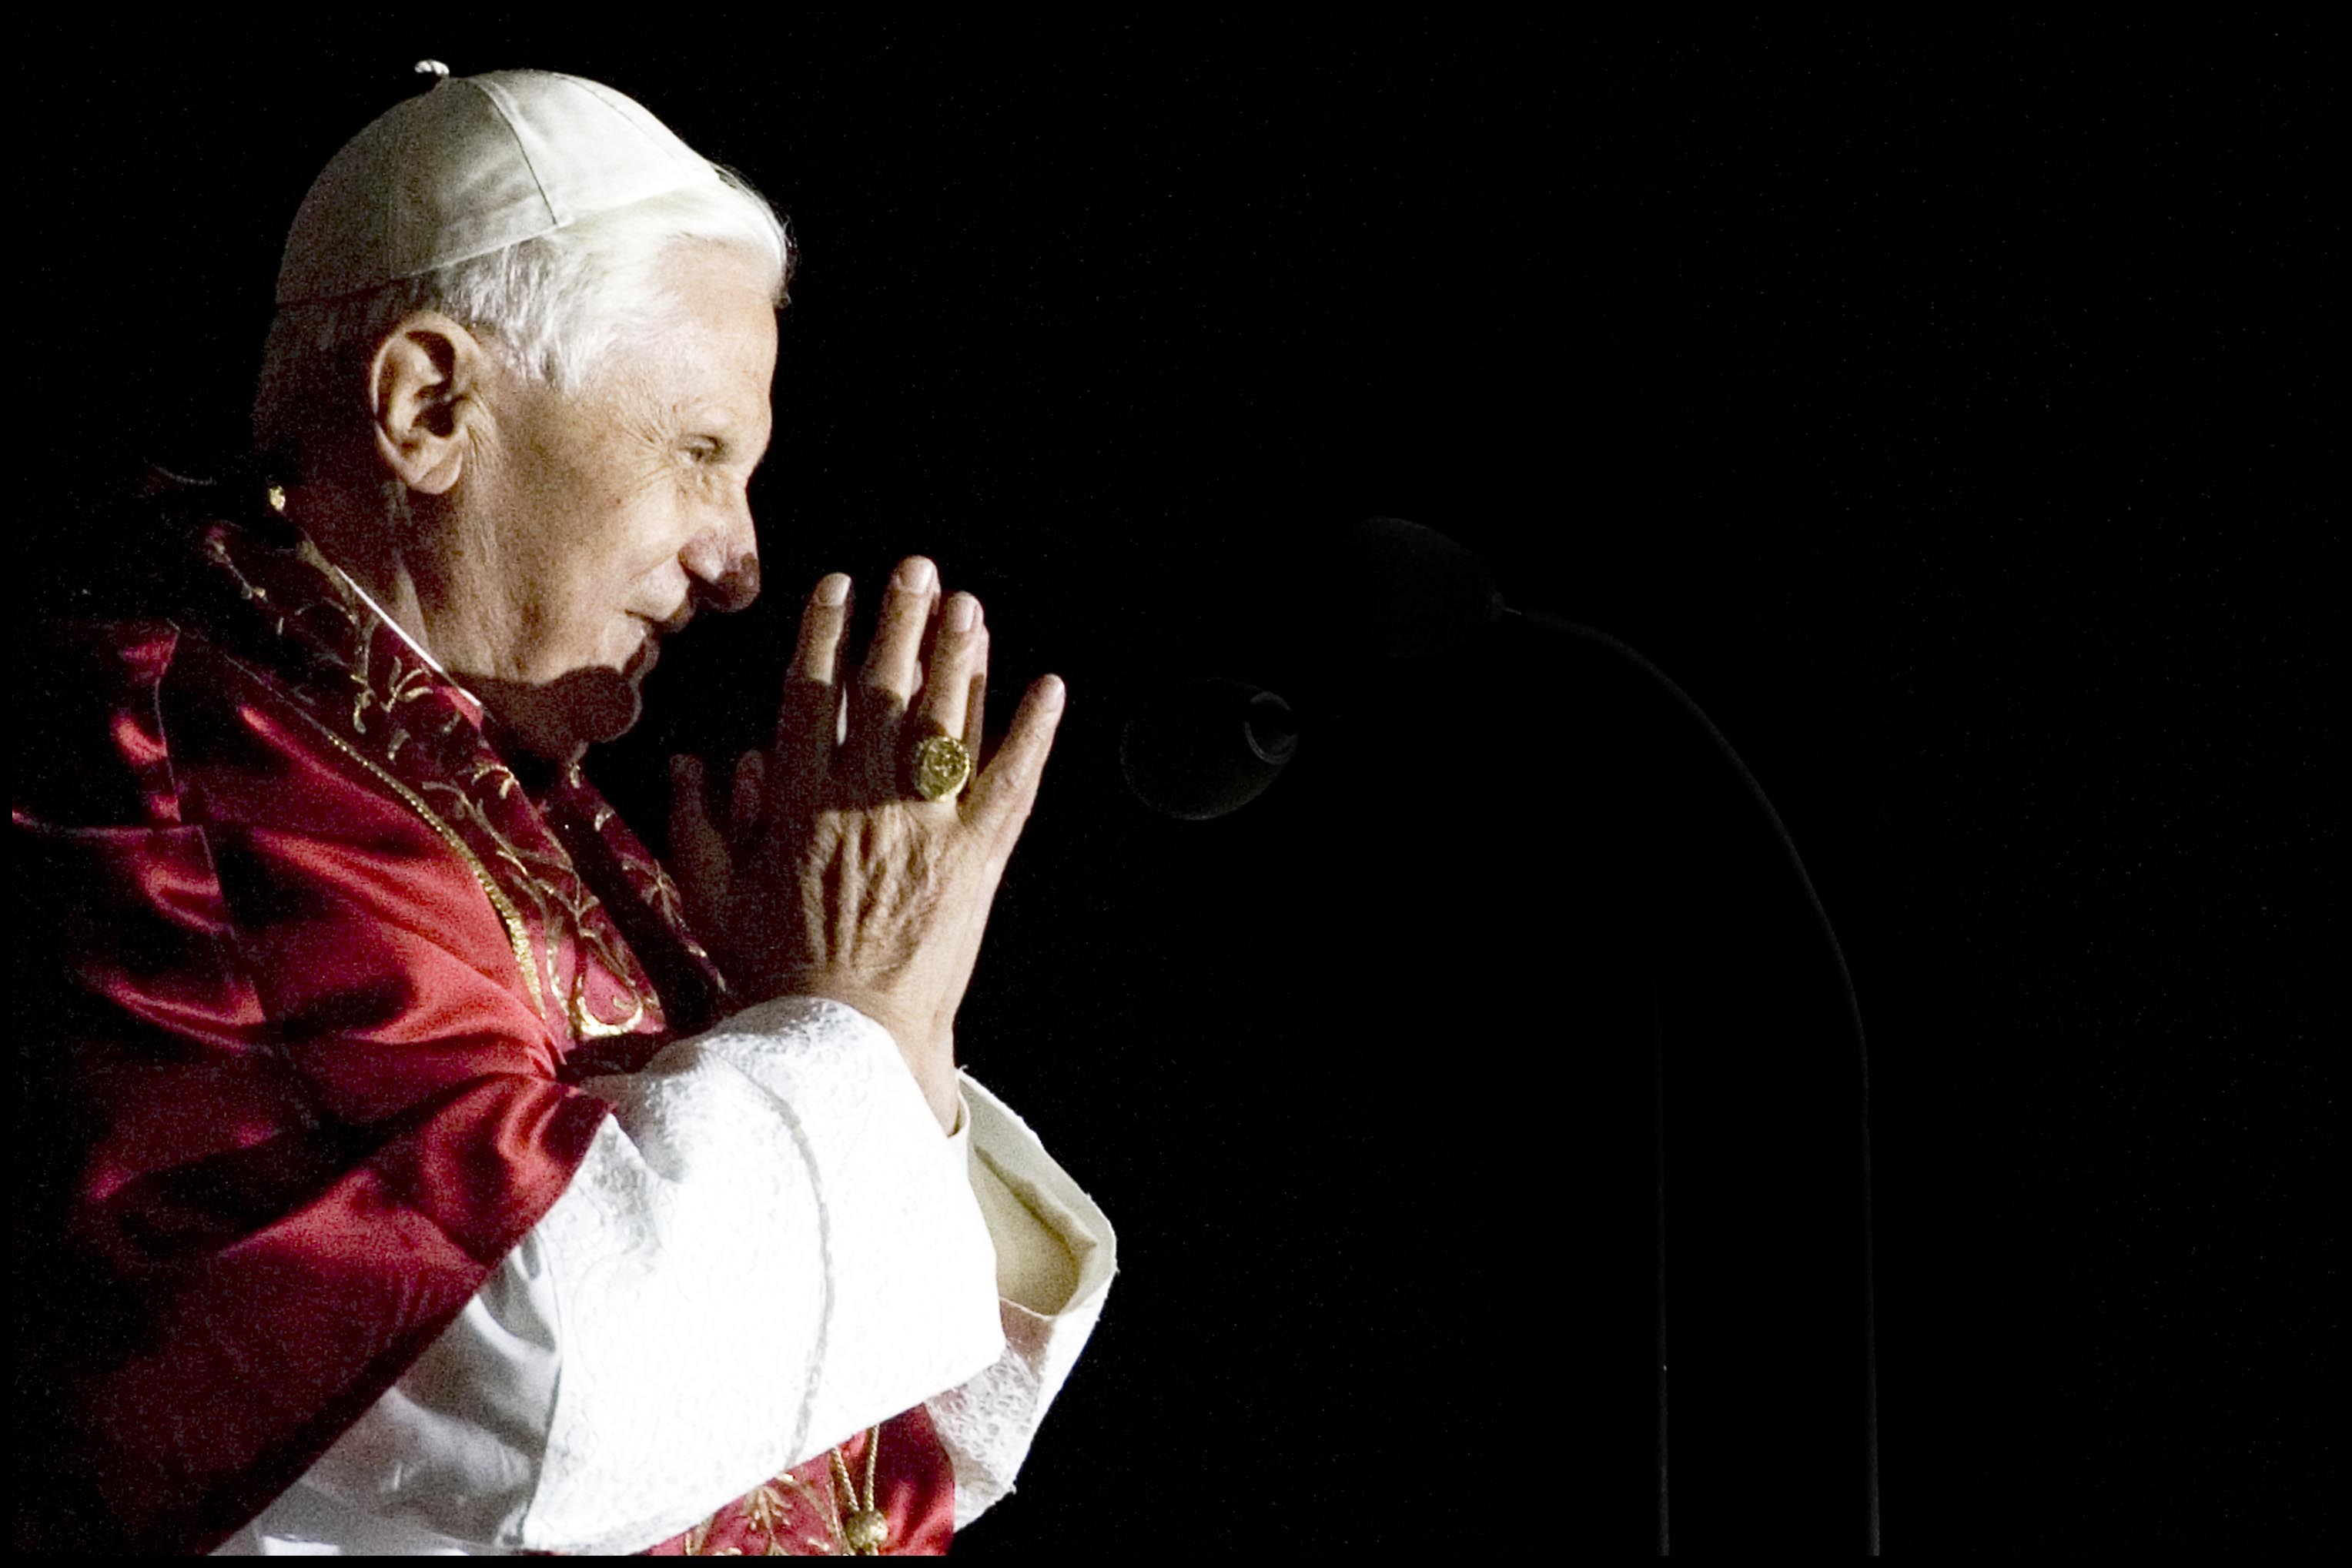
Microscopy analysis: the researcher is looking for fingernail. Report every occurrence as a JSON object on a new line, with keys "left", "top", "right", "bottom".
{"left": 815, "top": 573, "right": 850, "bottom": 606}
{"left": 945, "top": 594, "right": 978, "bottom": 633}
{"left": 896, "top": 557, "right": 935, "bottom": 593}
{"left": 1039, "top": 674, "right": 1066, "bottom": 712}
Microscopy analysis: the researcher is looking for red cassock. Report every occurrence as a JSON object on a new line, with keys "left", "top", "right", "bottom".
{"left": 14, "top": 486, "right": 957, "bottom": 1556}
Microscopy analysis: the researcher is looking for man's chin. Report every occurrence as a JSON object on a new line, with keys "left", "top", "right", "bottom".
{"left": 470, "top": 668, "right": 644, "bottom": 765}
{"left": 571, "top": 672, "right": 647, "bottom": 748}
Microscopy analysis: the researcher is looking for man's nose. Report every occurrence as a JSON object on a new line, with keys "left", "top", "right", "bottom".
{"left": 681, "top": 522, "right": 761, "bottom": 613}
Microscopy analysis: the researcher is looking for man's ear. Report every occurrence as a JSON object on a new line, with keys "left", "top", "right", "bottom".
{"left": 368, "top": 311, "right": 487, "bottom": 496}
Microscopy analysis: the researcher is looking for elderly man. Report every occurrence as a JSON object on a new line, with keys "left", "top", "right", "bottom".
{"left": 15, "top": 68, "right": 1112, "bottom": 1556}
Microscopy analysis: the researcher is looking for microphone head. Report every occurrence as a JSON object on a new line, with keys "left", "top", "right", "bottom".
{"left": 1120, "top": 678, "right": 1297, "bottom": 820}
{"left": 1337, "top": 516, "right": 1504, "bottom": 660}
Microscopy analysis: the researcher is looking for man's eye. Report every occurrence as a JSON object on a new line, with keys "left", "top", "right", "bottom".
{"left": 687, "top": 440, "right": 726, "bottom": 465}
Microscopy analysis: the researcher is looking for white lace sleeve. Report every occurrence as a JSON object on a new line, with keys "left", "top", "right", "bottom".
{"left": 928, "top": 1075, "right": 1119, "bottom": 1530}
{"left": 215, "top": 997, "right": 1004, "bottom": 1557}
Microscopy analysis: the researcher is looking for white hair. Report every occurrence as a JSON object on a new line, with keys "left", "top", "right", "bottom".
{"left": 252, "top": 166, "right": 791, "bottom": 470}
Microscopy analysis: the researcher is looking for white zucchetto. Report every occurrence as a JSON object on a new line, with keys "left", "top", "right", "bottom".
{"left": 276, "top": 69, "right": 724, "bottom": 305}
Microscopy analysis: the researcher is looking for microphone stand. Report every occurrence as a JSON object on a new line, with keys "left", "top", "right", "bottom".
{"left": 1501, "top": 605, "right": 1882, "bottom": 1558}
{"left": 1122, "top": 517, "right": 1882, "bottom": 1552}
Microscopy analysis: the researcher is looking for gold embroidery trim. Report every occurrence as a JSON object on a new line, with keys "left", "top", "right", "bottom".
{"left": 419, "top": 778, "right": 651, "bottom": 1040}
{"left": 301, "top": 714, "right": 548, "bottom": 1020}
{"left": 683, "top": 1473, "right": 847, "bottom": 1556}
{"left": 206, "top": 539, "right": 663, "bottom": 1039}
{"left": 202, "top": 539, "right": 550, "bottom": 1024}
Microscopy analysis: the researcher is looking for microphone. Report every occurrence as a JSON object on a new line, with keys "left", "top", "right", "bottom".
{"left": 1119, "top": 677, "right": 1298, "bottom": 820}
{"left": 1117, "top": 516, "right": 1490, "bottom": 820}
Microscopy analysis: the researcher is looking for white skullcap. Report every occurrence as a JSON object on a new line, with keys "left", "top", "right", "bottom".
{"left": 276, "top": 68, "right": 724, "bottom": 305}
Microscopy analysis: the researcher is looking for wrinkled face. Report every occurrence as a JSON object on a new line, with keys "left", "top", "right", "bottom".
{"left": 424, "top": 241, "right": 777, "bottom": 762}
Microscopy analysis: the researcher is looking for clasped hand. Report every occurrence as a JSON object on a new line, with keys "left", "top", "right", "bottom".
{"left": 670, "top": 557, "right": 1063, "bottom": 1132}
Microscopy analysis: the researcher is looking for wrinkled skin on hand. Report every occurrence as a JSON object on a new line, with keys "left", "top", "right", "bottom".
{"left": 669, "top": 557, "right": 1063, "bottom": 1132}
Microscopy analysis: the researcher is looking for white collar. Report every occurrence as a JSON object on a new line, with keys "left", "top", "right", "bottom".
{"left": 319, "top": 553, "right": 487, "bottom": 715}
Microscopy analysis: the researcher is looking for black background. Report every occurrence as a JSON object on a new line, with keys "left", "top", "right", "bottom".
{"left": 14, "top": 13, "right": 2339, "bottom": 1555}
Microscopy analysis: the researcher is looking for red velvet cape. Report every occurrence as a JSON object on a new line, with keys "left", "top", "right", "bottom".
{"left": 14, "top": 488, "right": 956, "bottom": 1555}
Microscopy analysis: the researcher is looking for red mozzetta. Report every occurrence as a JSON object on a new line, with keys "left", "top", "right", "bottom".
{"left": 13, "top": 487, "right": 958, "bottom": 1555}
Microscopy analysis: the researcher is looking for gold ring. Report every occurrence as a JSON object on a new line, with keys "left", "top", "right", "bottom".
{"left": 907, "top": 732, "right": 974, "bottom": 801}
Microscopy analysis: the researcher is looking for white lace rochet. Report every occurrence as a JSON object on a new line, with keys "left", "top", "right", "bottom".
{"left": 212, "top": 997, "right": 1117, "bottom": 1556}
